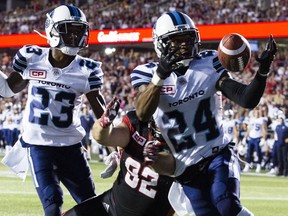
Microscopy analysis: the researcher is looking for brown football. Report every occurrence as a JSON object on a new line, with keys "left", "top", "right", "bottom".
{"left": 217, "top": 33, "right": 251, "bottom": 72}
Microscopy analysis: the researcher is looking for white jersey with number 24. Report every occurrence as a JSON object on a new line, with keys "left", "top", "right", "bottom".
{"left": 131, "top": 50, "right": 231, "bottom": 176}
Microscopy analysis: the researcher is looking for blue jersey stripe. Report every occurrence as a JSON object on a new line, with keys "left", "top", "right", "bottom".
{"left": 131, "top": 70, "right": 153, "bottom": 78}
{"left": 13, "top": 51, "right": 27, "bottom": 73}
{"left": 213, "top": 56, "right": 227, "bottom": 73}
{"left": 131, "top": 79, "right": 150, "bottom": 89}
{"left": 130, "top": 71, "right": 152, "bottom": 88}
{"left": 12, "top": 64, "right": 23, "bottom": 73}
{"left": 15, "top": 51, "right": 27, "bottom": 65}
{"left": 88, "top": 72, "right": 103, "bottom": 90}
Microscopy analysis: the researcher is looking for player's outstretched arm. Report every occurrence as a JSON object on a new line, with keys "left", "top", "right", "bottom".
{"left": 256, "top": 34, "right": 277, "bottom": 77}
{"left": 217, "top": 35, "right": 277, "bottom": 109}
{"left": 92, "top": 97, "right": 130, "bottom": 148}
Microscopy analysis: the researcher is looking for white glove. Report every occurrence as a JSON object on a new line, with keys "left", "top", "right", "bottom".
{"left": 100, "top": 151, "right": 120, "bottom": 179}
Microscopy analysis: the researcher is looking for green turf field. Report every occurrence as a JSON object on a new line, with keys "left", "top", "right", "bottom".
{"left": 0, "top": 155, "right": 288, "bottom": 216}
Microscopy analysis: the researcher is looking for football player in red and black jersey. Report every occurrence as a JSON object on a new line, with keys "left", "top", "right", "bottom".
{"left": 63, "top": 97, "right": 175, "bottom": 216}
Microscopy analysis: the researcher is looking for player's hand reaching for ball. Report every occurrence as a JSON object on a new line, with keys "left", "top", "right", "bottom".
{"left": 257, "top": 34, "right": 277, "bottom": 76}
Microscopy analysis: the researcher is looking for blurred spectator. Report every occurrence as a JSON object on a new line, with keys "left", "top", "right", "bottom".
{"left": 1, "top": 52, "right": 10, "bottom": 70}
{"left": 80, "top": 104, "right": 95, "bottom": 161}
{"left": 243, "top": 107, "right": 268, "bottom": 173}
{"left": 0, "top": 0, "right": 287, "bottom": 34}
{"left": 275, "top": 112, "right": 288, "bottom": 176}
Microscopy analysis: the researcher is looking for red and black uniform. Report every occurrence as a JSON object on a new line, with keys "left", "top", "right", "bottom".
{"left": 64, "top": 110, "right": 174, "bottom": 216}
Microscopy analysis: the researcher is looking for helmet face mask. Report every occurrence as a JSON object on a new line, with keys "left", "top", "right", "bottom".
{"left": 160, "top": 32, "right": 197, "bottom": 62}
{"left": 56, "top": 21, "right": 89, "bottom": 47}
{"left": 153, "top": 11, "right": 200, "bottom": 64}
{"left": 45, "top": 5, "right": 89, "bottom": 56}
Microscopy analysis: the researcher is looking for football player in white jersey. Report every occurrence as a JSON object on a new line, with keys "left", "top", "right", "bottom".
{"left": 243, "top": 108, "right": 268, "bottom": 173}
{"left": 131, "top": 11, "right": 277, "bottom": 216}
{"left": 223, "top": 109, "right": 239, "bottom": 144}
{"left": 0, "top": 5, "right": 106, "bottom": 216}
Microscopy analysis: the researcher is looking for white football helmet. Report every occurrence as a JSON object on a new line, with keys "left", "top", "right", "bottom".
{"left": 45, "top": 5, "right": 89, "bottom": 56}
{"left": 153, "top": 11, "right": 200, "bottom": 66}
{"left": 224, "top": 109, "right": 234, "bottom": 118}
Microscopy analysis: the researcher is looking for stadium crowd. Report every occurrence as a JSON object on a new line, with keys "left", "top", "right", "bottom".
{"left": 0, "top": 0, "right": 287, "bottom": 34}
{"left": 0, "top": 0, "right": 287, "bottom": 177}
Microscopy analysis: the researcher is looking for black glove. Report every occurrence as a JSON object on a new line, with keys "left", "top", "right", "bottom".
{"left": 99, "top": 96, "right": 120, "bottom": 128}
{"left": 156, "top": 42, "right": 184, "bottom": 79}
{"left": 256, "top": 34, "right": 277, "bottom": 75}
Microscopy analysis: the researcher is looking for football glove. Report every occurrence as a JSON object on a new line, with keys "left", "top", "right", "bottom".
{"left": 99, "top": 96, "right": 120, "bottom": 128}
{"left": 100, "top": 151, "right": 120, "bottom": 179}
{"left": 256, "top": 34, "right": 277, "bottom": 75}
{"left": 143, "top": 140, "right": 163, "bottom": 164}
{"left": 157, "top": 42, "right": 185, "bottom": 79}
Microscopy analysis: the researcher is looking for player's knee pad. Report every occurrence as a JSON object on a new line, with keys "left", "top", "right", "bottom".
{"left": 237, "top": 207, "right": 254, "bottom": 216}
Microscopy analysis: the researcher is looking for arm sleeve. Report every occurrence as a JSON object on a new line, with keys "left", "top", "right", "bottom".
{"left": 218, "top": 73, "right": 267, "bottom": 109}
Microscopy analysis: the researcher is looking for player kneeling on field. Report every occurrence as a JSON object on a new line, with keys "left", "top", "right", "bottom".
{"left": 63, "top": 97, "right": 175, "bottom": 216}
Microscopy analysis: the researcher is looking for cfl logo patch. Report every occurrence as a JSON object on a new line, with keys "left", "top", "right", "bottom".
{"left": 132, "top": 131, "right": 146, "bottom": 146}
{"left": 30, "top": 70, "right": 47, "bottom": 79}
{"left": 161, "top": 85, "right": 175, "bottom": 95}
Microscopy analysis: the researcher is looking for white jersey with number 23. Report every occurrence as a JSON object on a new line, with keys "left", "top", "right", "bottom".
{"left": 12, "top": 45, "right": 103, "bottom": 147}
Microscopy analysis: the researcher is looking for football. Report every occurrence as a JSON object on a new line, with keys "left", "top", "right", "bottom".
{"left": 217, "top": 33, "right": 251, "bottom": 72}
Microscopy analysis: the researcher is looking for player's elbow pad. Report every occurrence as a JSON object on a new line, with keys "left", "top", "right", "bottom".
{"left": 0, "top": 71, "right": 15, "bottom": 97}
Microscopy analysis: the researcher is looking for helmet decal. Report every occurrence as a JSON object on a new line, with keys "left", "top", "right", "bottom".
{"left": 167, "top": 11, "right": 186, "bottom": 25}
{"left": 66, "top": 5, "right": 82, "bottom": 19}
